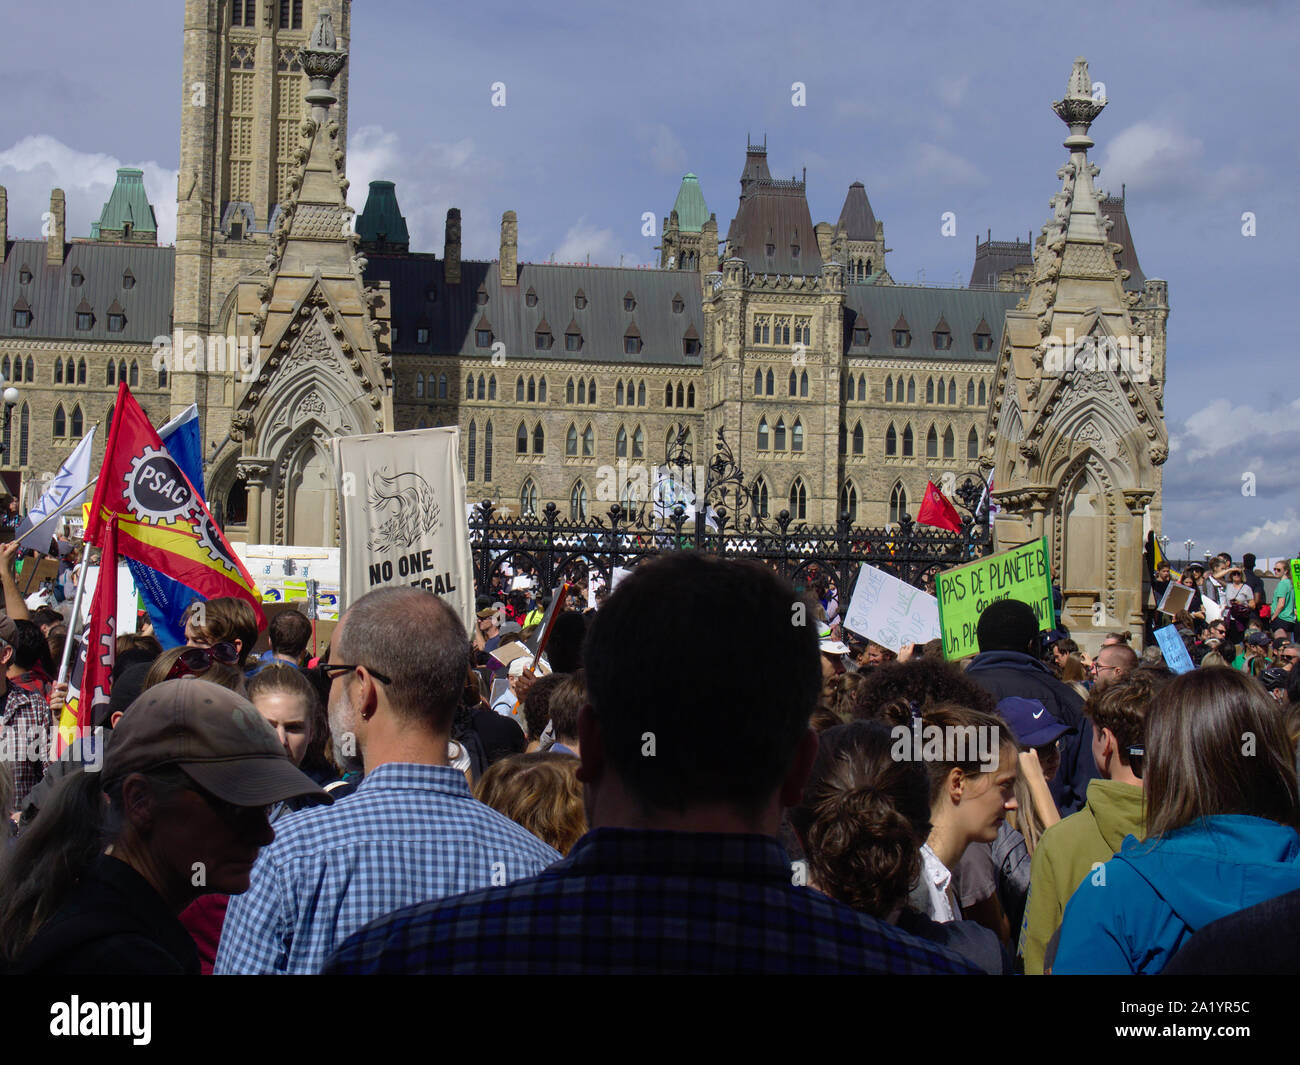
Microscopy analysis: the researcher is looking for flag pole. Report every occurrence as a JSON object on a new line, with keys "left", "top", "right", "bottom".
{"left": 14, "top": 474, "right": 100, "bottom": 549}
{"left": 57, "top": 545, "right": 94, "bottom": 686}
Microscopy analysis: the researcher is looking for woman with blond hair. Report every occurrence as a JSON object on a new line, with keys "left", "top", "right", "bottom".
{"left": 474, "top": 752, "right": 587, "bottom": 855}
{"left": 1054, "top": 667, "right": 1300, "bottom": 974}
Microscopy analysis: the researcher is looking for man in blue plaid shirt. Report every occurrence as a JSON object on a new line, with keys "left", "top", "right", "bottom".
{"left": 325, "top": 554, "right": 977, "bottom": 975}
{"left": 214, "top": 588, "right": 558, "bottom": 975}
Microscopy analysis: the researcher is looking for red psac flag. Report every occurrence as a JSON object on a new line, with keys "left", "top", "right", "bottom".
{"left": 58, "top": 514, "right": 117, "bottom": 752}
{"left": 917, "top": 481, "right": 963, "bottom": 534}
{"left": 85, "top": 382, "right": 266, "bottom": 630}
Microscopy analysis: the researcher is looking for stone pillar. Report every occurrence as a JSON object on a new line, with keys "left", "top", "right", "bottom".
{"left": 500, "top": 210, "right": 517, "bottom": 286}
{"left": 47, "top": 189, "right": 65, "bottom": 266}
{"left": 237, "top": 458, "right": 271, "bottom": 543}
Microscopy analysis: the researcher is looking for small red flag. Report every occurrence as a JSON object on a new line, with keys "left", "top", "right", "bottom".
{"left": 917, "top": 481, "right": 962, "bottom": 534}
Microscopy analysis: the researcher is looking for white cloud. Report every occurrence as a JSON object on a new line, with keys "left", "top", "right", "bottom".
{"left": 1171, "top": 396, "right": 1300, "bottom": 462}
{"left": 552, "top": 219, "right": 641, "bottom": 267}
{"left": 907, "top": 142, "right": 985, "bottom": 187}
{"left": 0, "top": 134, "right": 178, "bottom": 244}
{"left": 1229, "top": 511, "right": 1300, "bottom": 560}
{"left": 639, "top": 123, "right": 687, "bottom": 176}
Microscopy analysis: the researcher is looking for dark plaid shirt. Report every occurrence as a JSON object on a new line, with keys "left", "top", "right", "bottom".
{"left": 0, "top": 679, "right": 52, "bottom": 810}
{"left": 324, "top": 828, "right": 980, "bottom": 975}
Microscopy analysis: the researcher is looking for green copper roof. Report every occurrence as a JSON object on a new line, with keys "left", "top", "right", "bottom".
{"left": 670, "top": 173, "right": 709, "bottom": 233}
{"left": 356, "top": 180, "right": 410, "bottom": 246}
{"left": 91, "top": 169, "right": 157, "bottom": 240}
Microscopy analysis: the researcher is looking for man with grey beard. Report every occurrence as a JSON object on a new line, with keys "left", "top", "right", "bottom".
{"left": 214, "top": 587, "right": 557, "bottom": 974}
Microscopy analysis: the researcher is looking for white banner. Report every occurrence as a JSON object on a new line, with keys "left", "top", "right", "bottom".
{"left": 334, "top": 426, "right": 474, "bottom": 627}
{"left": 843, "top": 562, "right": 940, "bottom": 653}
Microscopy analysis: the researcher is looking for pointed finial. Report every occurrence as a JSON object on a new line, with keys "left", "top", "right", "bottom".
{"left": 1052, "top": 56, "right": 1105, "bottom": 150}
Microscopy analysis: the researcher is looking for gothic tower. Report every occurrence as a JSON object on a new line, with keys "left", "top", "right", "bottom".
{"left": 984, "top": 57, "right": 1168, "bottom": 650}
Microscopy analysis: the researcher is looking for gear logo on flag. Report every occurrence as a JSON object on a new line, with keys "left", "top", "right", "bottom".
{"left": 196, "top": 511, "right": 241, "bottom": 574}
{"left": 126, "top": 447, "right": 196, "bottom": 524}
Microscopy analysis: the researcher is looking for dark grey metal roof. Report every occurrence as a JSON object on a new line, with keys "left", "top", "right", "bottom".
{"left": 724, "top": 182, "right": 823, "bottom": 277}
{"left": 1098, "top": 195, "right": 1145, "bottom": 291}
{"left": 843, "top": 284, "right": 1020, "bottom": 361}
{"left": 969, "top": 237, "right": 1034, "bottom": 288}
{"left": 836, "top": 182, "right": 878, "bottom": 241}
{"left": 366, "top": 256, "right": 705, "bottom": 366}
{"left": 0, "top": 239, "right": 173, "bottom": 342}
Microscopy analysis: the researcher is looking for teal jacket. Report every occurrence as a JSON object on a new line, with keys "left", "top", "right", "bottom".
{"left": 1053, "top": 814, "right": 1300, "bottom": 974}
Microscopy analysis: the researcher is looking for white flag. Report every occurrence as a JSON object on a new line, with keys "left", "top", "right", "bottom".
{"left": 17, "top": 427, "right": 97, "bottom": 551}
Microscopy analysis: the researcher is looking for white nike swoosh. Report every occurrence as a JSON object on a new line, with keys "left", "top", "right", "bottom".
{"left": 1032, "top": 709, "right": 1045, "bottom": 719}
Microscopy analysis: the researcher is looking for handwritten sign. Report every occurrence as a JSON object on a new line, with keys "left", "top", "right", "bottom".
{"left": 936, "top": 537, "right": 1053, "bottom": 661}
{"left": 1153, "top": 624, "right": 1195, "bottom": 675}
{"left": 843, "top": 563, "right": 940, "bottom": 653}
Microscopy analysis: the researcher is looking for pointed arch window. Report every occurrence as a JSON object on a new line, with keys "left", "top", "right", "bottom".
{"left": 538, "top": 377, "right": 547, "bottom": 403}
{"left": 477, "top": 375, "right": 486, "bottom": 400}
{"left": 632, "top": 425, "right": 644, "bottom": 459}
{"left": 926, "top": 425, "right": 938, "bottom": 458}
{"left": 567, "top": 378, "right": 576, "bottom": 404}
{"left": 926, "top": 378, "right": 935, "bottom": 404}
{"left": 582, "top": 424, "right": 594, "bottom": 457}
{"left": 637, "top": 382, "right": 645, "bottom": 406}
{"left": 967, "top": 379, "right": 975, "bottom": 405}
{"left": 516, "top": 376, "right": 525, "bottom": 402}
{"left": 757, "top": 418, "right": 769, "bottom": 451}
{"left": 617, "top": 380, "right": 625, "bottom": 406}
{"left": 665, "top": 383, "right": 674, "bottom": 407}
{"left": 800, "top": 372, "right": 809, "bottom": 398}
{"left": 1, "top": 357, "right": 10, "bottom": 380}
{"left": 533, "top": 423, "right": 545, "bottom": 454}
{"left": 516, "top": 422, "right": 528, "bottom": 454}
{"left": 937, "top": 378, "right": 946, "bottom": 404}
{"left": 943, "top": 426, "right": 955, "bottom": 459}
{"left": 588, "top": 378, "right": 597, "bottom": 404}
{"left": 754, "top": 369, "right": 762, "bottom": 395}
{"left": 483, "top": 422, "right": 494, "bottom": 481}
{"left": 676, "top": 383, "right": 684, "bottom": 407}
{"left": 788, "top": 478, "right": 807, "bottom": 520}
{"left": 853, "top": 422, "right": 864, "bottom": 456}
{"left": 617, "top": 425, "right": 628, "bottom": 458}
{"left": 528, "top": 376, "right": 537, "bottom": 403}
{"left": 903, "top": 425, "right": 914, "bottom": 457}
{"left": 791, "top": 418, "right": 803, "bottom": 452}
{"left": 968, "top": 426, "right": 979, "bottom": 460}
{"left": 566, "top": 424, "right": 578, "bottom": 456}
{"left": 82, "top": 359, "right": 92, "bottom": 385}
{"left": 468, "top": 421, "right": 477, "bottom": 481}
{"left": 578, "top": 377, "right": 588, "bottom": 404}
{"left": 949, "top": 377, "right": 957, "bottom": 403}
{"left": 467, "top": 372, "right": 474, "bottom": 398}
{"left": 687, "top": 383, "right": 695, "bottom": 407}
{"left": 438, "top": 374, "right": 448, "bottom": 399}
{"left": 570, "top": 480, "right": 589, "bottom": 520}
{"left": 54, "top": 358, "right": 63, "bottom": 384}
{"left": 117, "top": 360, "right": 126, "bottom": 386}
{"left": 753, "top": 476, "right": 770, "bottom": 519}
{"left": 885, "top": 377, "right": 893, "bottom": 403}
{"left": 520, "top": 477, "right": 538, "bottom": 517}
{"left": 838, "top": 422, "right": 848, "bottom": 454}
{"left": 889, "top": 482, "right": 908, "bottom": 524}
{"left": 774, "top": 417, "right": 786, "bottom": 451}
{"left": 416, "top": 373, "right": 425, "bottom": 398}
{"left": 765, "top": 369, "right": 774, "bottom": 395}
{"left": 907, "top": 378, "right": 915, "bottom": 404}
{"left": 839, "top": 481, "right": 858, "bottom": 523}
{"left": 53, "top": 405, "right": 66, "bottom": 437}
{"left": 789, "top": 370, "right": 797, "bottom": 396}
{"left": 978, "top": 380, "right": 986, "bottom": 405}
{"left": 857, "top": 375, "right": 866, "bottom": 402}
{"left": 106, "top": 361, "right": 116, "bottom": 386}
{"left": 620, "top": 478, "right": 641, "bottom": 512}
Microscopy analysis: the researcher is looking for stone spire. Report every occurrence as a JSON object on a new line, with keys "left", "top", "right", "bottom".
{"left": 301, "top": 11, "right": 347, "bottom": 125}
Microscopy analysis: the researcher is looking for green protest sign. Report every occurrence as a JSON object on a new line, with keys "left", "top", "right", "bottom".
{"left": 1290, "top": 559, "right": 1299, "bottom": 597}
{"left": 936, "top": 536, "right": 1054, "bottom": 661}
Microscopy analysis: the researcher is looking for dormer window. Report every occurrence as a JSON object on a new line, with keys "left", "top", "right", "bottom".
{"left": 525, "top": 287, "right": 538, "bottom": 307}
{"left": 475, "top": 284, "right": 489, "bottom": 306}
{"left": 12, "top": 308, "right": 31, "bottom": 329}
{"left": 624, "top": 292, "right": 636, "bottom": 311}
{"left": 475, "top": 315, "right": 493, "bottom": 348}
{"left": 672, "top": 294, "right": 684, "bottom": 314}
{"left": 933, "top": 331, "right": 952, "bottom": 350}
{"left": 624, "top": 321, "right": 643, "bottom": 355}
{"left": 765, "top": 243, "right": 776, "bottom": 257}
{"left": 892, "top": 314, "right": 911, "bottom": 348}
{"left": 853, "top": 327, "right": 868, "bottom": 347}
{"left": 75, "top": 300, "right": 94, "bottom": 331}
{"left": 974, "top": 332, "right": 993, "bottom": 351}
{"left": 683, "top": 338, "right": 700, "bottom": 356}
{"left": 575, "top": 290, "right": 587, "bottom": 310}
{"left": 18, "top": 266, "right": 31, "bottom": 285}
{"left": 107, "top": 300, "right": 126, "bottom": 333}
{"left": 416, "top": 327, "right": 430, "bottom": 345}
{"left": 535, "top": 319, "right": 554, "bottom": 350}
{"left": 565, "top": 318, "right": 583, "bottom": 351}
{"left": 71, "top": 269, "right": 84, "bottom": 287}
{"left": 790, "top": 244, "right": 800, "bottom": 258}
{"left": 122, "top": 270, "right": 135, "bottom": 290}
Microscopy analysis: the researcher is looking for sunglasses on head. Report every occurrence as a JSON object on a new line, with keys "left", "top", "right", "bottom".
{"left": 167, "top": 642, "right": 239, "bottom": 680}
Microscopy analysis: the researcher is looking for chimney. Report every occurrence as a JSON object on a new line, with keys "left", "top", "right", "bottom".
{"left": 443, "top": 207, "right": 461, "bottom": 285}
{"left": 47, "top": 188, "right": 65, "bottom": 266}
{"left": 814, "top": 221, "right": 832, "bottom": 263}
{"left": 0, "top": 186, "right": 7, "bottom": 254}
{"left": 700, "top": 213, "right": 719, "bottom": 275}
{"left": 500, "top": 210, "right": 517, "bottom": 286}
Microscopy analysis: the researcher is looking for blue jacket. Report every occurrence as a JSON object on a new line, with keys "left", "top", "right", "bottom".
{"left": 964, "top": 650, "right": 1095, "bottom": 815}
{"left": 1053, "top": 814, "right": 1300, "bottom": 974}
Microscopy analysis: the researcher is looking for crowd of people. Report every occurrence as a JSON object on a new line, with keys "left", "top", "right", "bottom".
{"left": 0, "top": 540, "right": 1298, "bottom": 975}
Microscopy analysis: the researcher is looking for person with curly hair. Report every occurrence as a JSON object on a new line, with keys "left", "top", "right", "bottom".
{"left": 474, "top": 752, "right": 587, "bottom": 855}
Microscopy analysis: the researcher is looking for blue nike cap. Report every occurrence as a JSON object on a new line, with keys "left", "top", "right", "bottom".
{"left": 996, "top": 696, "right": 1074, "bottom": 748}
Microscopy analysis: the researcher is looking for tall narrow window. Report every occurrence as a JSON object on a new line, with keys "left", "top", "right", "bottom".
{"left": 567, "top": 378, "right": 576, "bottom": 404}
{"left": 885, "top": 423, "right": 897, "bottom": 457}
{"left": 126, "top": 361, "right": 134, "bottom": 386}
{"left": 53, "top": 405, "right": 66, "bottom": 437}
{"left": 438, "top": 374, "right": 448, "bottom": 399}
{"left": 926, "top": 426, "right": 938, "bottom": 458}
{"left": 943, "top": 426, "right": 955, "bottom": 459}
{"left": 666, "top": 383, "right": 674, "bottom": 407}
{"left": 839, "top": 423, "right": 848, "bottom": 454}
{"left": 533, "top": 423, "right": 545, "bottom": 454}
{"left": 467, "top": 372, "right": 475, "bottom": 398}
{"left": 765, "top": 369, "right": 774, "bottom": 395}
{"left": 516, "top": 423, "right": 528, "bottom": 454}
{"left": 788, "top": 479, "right": 807, "bottom": 520}
{"left": 520, "top": 478, "right": 538, "bottom": 517}
{"left": 582, "top": 424, "right": 594, "bottom": 457}
{"left": 579, "top": 378, "right": 589, "bottom": 404}
{"left": 978, "top": 380, "right": 987, "bottom": 405}
{"left": 968, "top": 427, "right": 979, "bottom": 459}
{"left": 853, "top": 422, "right": 864, "bottom": 456}
{"left": 588, "top": 378, "right": 596, "bottom": 404}
{"left": 566, "top": 424, "right": 578, "bottom": 456}
{"left": 676, "top": 383, "right": 684, "bottom": 407}
{"left": 538, "top": 378, "right": 547, "bottom": 403}
{"left": 632, "top": 426, "right": 644, "bottom": 459}
{"left": 637, "top": 382, "right": 645, "bottom": 406}
{"left": 416, "top": 373, "right": 425, "bottom": 398}
{"left": 757, "top": 418, "right": 769, "bottom": 450}
{"left": 18, "top": 403, "right": 28, "bottom": 465}
{"left": 907, "top": 378, "right": 915, "bottom": 404}
{"left": 789, "top": 370, "right": 797, "bottom": 396}
{"left": 71, "top": 406, "right": 84, "bottom": 437}
{"left": 890, "top": 483, "right": 908, "bottom": 524}
{"left": 55, "top": 358, "right": 64, "bottom": 384}
{"left": 617, "top": 426, "right": 628, "bottom": 458}
{"left": 773, "top": 418, "right": 786, "bottom": 451}
{"left": 927, "top": 378, "right": 935, "bottom": 404}
{"left": 857, "top": 376, "right": 866, "bottom": 402}
{"left": 483, "top": 423, "right": 493, "bottom": 481}
{"left": 517, "top": 376, "right": 525, "bottom": 402}
{"left": 791, "top": 419, "right": 803, "bottom": 452}
{"left": 800, "top": 372, "right": 809, "bottom": 397}
{"left": 754, "top": 477, "right": 769, "bottom": 519}
{"left": 687, "top": 384, "right": 694, "bottom": 407}
{"left": 528, "top": 377, "right": 536, "bottom": 403}
{"left": 570, "top": 481, "right": 589, "bottom": 520}
{"left": 754, "top": 369, "right": 762, "bottom": 395}
{"left": 839, "top": 482, "right": 858, "bottom": 523}
{"left": 903, "top": 425, "right": 914, "bottom": 457}
{"left": 467, "top": 421, "right": 477, "bottom": 481}
{"left": 937, "top": 379, "right": 946, "bottom": 404}
{"left": 967, "top": 379, "right": 975, "bottom": 405}
{"left": 617, "top": 381, "right": 625, "bottom": 406}
{"left": 885, "top": 377, "right": 893, "bottom": 403}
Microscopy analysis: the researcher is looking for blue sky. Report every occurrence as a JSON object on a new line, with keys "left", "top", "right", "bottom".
{"left": 1, "top": 0, "right": 1297, "bottom": 559}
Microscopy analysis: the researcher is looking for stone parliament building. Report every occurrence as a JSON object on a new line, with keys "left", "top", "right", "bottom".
{"left": 0, "top": 1, "right": 1167, "bottom": 641}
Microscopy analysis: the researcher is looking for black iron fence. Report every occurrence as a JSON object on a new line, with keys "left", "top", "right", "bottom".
{"left": 468, "top": 499, "right": 991, "bottom": 605}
